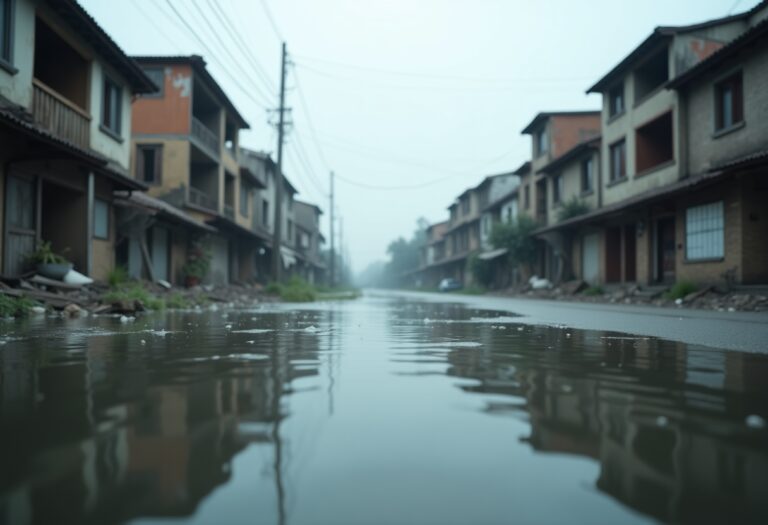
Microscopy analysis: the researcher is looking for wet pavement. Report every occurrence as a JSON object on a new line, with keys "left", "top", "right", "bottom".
{"left": 1, "top": 293, "right": 767, "bottom": 525}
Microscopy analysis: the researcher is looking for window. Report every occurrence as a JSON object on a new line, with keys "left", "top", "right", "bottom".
{"left": 635, "top": 111, "right": 673, "bottom": 174}
{"left": 609, "top": 139, "right": 626, "bottom": 182}
{"left": 262, "top": 199, "right": 269, "bottom": 226}
{"left": 581, "top": 157, "right": 594, "bottom": 193}
{"left": 715, "top": 72, "right": 743, "bottom": 132}
{"left": 609, "top": 82, "right": 625, "bottom": 117}
{"left": 461, "top": 197, "right": 470, "bottom": 215}
{"left": 93, "top": 199, "right": 109, "bottom": 239}
{"left": 524, "top": 185, "right": 530, "bottom": 209}
{"left": 535, "top": 129, "right": 549, "bottom": 156}
{"left": 634, "top": 46, "right": 669, "bottom": 102}
{"left": 102, "top": 76, "right": 122, "bottom": 136}
{"left": 552, "top": 174, "right": 563, "bottom": 204}
{"left": 482, "top": 215, "right": 490, "bottom": 235}
{"left": 142, "top": 67, "right": 164, "bottom": 97}
{"left": 0, "top": 0, "right": 13, "bottom": 68}
{"left": 300, "top": 232, "right": 310, "bottom": 249}
{"left": 136, "top": 145, "right": 162, "bottom": 184}
{"left": 686, "top": 201, "right": 724, "bottom": 260}
{"left": 239, "top": 179, "right": 249, "bottom": 217}
{"left": 287, "top": 220, "right": 293, "bottom": 241}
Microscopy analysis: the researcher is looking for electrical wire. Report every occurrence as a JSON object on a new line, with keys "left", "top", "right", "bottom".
{"left": 293, "top": 68, "right": 332, "bottom": 173}
{"left": 260, "top": 0, "right": 284, "bottom": 42}
{"left": 158, "top": 0, "right": 271, "bottom": 110}
{"left": 207, "top": 0, "right": 277, "bottom": 93}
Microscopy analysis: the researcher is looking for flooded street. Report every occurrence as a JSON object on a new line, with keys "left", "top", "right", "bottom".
{"left": 1, "top": 293, "right": 768, "bottom": 525}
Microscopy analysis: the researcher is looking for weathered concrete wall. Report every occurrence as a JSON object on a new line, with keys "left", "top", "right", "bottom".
{"left": 0, "top": 0, "right": 35, "bottom": 107}
{"left": 131, "top": 64, "right": 192, "bottom": 135}
{"left": 685, "top": 43, "right": 768, "bottom": 175}
{"left": 547, "top": 150, "right": 600, "bottom": 226}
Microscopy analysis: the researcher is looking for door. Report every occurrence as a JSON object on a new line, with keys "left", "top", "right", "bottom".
{"left": 582, "top": 233, "right": 599, "bottom": 284}
{"left": 208, "top": 236, "right": 230, "bottom": 285}
{"left": 605, "top": 227, "right": 622, "bottom": 283}
{"left": 624, "top": 224, "right": 637, "bottom": 282}
{"left": 657, "top": 217, "right": 676, "bottom": 283}
{"left": 3, "top": 176, "right": 37, "bottom": 276}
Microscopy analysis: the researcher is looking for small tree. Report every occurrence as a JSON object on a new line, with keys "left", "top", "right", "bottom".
{"left": 557, "top": 197, "right": 590, "bottom": 222}
{"left": 490, "top": 215, "right": 539, "bottom": 277}
{"left": 468, "top": 253, "right": 493, "bottom": 288}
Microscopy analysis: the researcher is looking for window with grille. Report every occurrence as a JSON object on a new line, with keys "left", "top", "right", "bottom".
{"left": 686, "top": 201, "right": 724, "bottom": 260}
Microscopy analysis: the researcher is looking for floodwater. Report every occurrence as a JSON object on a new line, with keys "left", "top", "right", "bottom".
{"left": 1, "top": 295, "right": 767, "bottom": 525}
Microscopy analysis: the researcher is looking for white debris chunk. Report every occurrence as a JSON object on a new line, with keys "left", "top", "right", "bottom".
{"left": 746, "top": 414, "right": 766, "bottom": 429}
{"left": 656, "top": 416, "right": 669, "bottom": 427}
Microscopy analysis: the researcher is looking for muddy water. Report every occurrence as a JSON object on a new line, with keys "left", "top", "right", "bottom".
{"left": 1, "top": 296, "right": 767, "bottom": 525}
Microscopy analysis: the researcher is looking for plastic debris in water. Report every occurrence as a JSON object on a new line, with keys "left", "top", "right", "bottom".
{"left": 746, "top": 415, "right": 766, "bottom": 428}
{"left": 119, "top": 315, "right": 135, "bottom": 324}
{"left": 225, "top": 323, "right": 233, "bottom": 330}
{"left": 517, "top": 327, "right": 524, "bottom": 332}
{"left": 31, "top": 306, "right": 46, "bottom": 315}
{"left": 656, "top": 416, "right": 669, "bottom": 427}
{"left": 304, "top": 326, "right": 318, "bottom": 333}
{"left": 246, "top": 340, "right": 255, "bottom": 344}
{"left": 140, "top": 339, "right": 147, "bottom": 345}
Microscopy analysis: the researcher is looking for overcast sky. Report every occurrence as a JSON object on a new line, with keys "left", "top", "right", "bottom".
{"left": 81, "top": 0, "right": 758, "bottom": 273}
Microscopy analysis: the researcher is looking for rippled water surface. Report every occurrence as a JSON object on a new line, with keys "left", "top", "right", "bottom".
{"left": 1, "top": 295, "right": 767, "bottom": 525}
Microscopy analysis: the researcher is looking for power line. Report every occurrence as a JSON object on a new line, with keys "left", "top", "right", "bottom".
{"left": 293, "top": 68, "right": 332, "bottom": 173}
{"left": 206, "top": 0, "right": 277, "bottom": 93}
{"left": 158, "top": 0, "right": 270, "bottom": 110}
{"left": 333, "top": 171, "right": 464, "bottom": 191}
{"left": 260, "top": 0, "right": 284, "bottom": 42}
{"left": 291, "top": 133, "right": 328, "bottom": 196}
{"left": 187, "top": 0, "right": 273, "bottom": 104}
{"left": 131, "top": 0, "right": 183, "bottom": 53}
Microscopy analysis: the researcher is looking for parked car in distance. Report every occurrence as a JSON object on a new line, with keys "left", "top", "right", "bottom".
{"left": 438, "top": 278, "right": 462, "bottom": 292}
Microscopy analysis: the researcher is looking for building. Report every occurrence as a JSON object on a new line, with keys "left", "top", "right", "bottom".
{"left": 130, "top": 55, "right": 257, "bottom": 285}
{"left": 293, "top": 201, "right": 326, "bottom": 284}
{"left": 535, "top": 2, "right": 768, "bottom": 287}
{"left": 520, "top": 111, "right": 601, "bottom": 281}
{"left": 0, "top": 0, "right": 155, "bottom": 280}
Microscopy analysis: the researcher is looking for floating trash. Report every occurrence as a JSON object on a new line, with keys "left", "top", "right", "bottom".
{"left": 656, "top": 416, "right": 669, "bottom": 427}
{"left": 746, "top": 414, "right": 766, "bottom": 429}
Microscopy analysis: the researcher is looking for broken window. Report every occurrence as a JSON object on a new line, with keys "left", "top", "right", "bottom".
{"left": 609, "top": 139, "right": 626, "bottom": 182}
{"left": 635, "top": 111, "right": 673, "bottom": 174}
{"left": 634, "top": 46, "right": 669, "bottom": 102}
{"left": 715, "top": 72, "right": 743, "bottom": 132}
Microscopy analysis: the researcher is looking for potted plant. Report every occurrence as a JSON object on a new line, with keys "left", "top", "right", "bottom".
{"left": 27, "top": 241, "right": 73, "bottom": 280}
{"left": 182, "top": 242, "right": 211, "bottom": 287}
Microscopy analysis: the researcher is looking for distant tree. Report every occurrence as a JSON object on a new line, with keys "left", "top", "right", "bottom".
{"left": 468, "top": 253, "right": 493, "bottom": 288}
{"left": 379, "top": 218, "right": 430, "bottom": 288}
{"left": 490, "top": 215, "right": 539, "bottom": 276}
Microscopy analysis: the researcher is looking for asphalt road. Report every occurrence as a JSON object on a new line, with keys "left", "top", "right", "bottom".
{"left": 369, "top": 289, "right": 768, "bottom": 354}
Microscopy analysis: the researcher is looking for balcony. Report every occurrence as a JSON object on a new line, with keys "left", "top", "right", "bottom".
{"left": 188, "top": 186, "right": 218, "bottom": 212}
{"left": 32, "top": 79, "right": 91, "bottom": 150}
{"left": 191, "top": 117, "right": 220, "bottom": 159}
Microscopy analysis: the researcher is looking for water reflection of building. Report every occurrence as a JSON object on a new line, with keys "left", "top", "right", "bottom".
{"left": 0, "top": 311, "right": 326, "bottom": 525}
{"left": 443, "top": 325, "right": 768, "bottom": 524}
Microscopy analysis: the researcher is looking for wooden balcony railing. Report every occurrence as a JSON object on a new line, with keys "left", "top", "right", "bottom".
{"left": 191, "top": 117, "right": 220, "bottom": 158}
{"left": 32, "top": 79, "right": 90, "bottom": 149}
{"left": 188, "top": 186, "right": 218, "bottom": 212}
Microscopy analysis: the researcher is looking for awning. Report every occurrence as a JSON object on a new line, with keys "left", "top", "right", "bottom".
{"left": 114, "top": 191, "right": 217, "bottom": 233}
{"left": 478, "top": 248, "right": 508, "bottom": 260}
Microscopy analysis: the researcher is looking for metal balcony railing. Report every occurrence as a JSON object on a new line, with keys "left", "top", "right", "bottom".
{"left": 191, "top": 117, "right": 220, "bottom": 157}
{"left": 188, "top": 186, "right": 218, "bottom": 212}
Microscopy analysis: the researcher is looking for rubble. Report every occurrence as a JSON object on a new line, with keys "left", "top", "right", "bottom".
{"left": 493, "top": 283, "right": 768, "bottom": 312}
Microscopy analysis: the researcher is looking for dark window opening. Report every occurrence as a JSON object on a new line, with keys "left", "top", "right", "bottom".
{"left": 0, "top": 0, "right": 13, "bottom": 65}
{"left": 225, "top": 120, "right": 237, "bottom": 154}
{"left": 635, "top": 111, "right": 673, "bottom": 174}
{"left": 142, "top": 67, "right": 164, "bottom": 97}
{"left": 552, "top": 174, "right": 562, "bottom": 204}
{"left": 715, "top": 72, "right": 743, "bottom": 131}
{"left": 262, "top": 199, "right": 269, "bottom": 227}
{"left": 137, "top": 145, "right": 162, "bottom": 184}
{"left": 524, "top": 185, "right": 530, "bottom": 209}
{"left": 239, "top": 178, "right": 249, "bottom": 217}
{"left": 609, "top": 139, "right": 626, "bottom": 181}
{"left": 581, "top": 157, "right": 594, "bottom": 193}
{"left": 634, "top": 46, "right": 669, "bottom": 102}
{"left": 33, "top": 17, "right": 89, "bottom": 109}
{"left": 609, "top": 82, "right": 625, "bottom": 117}
{"left": 102, "top": 76, "right": 122, "bottom": 135}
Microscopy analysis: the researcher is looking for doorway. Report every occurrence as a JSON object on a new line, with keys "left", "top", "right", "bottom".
{"left": 656, "top": 217, "right": 676, "bottom": 283}
{"left": 605, "top": 227, "right": 622, "bottom": 283}
{"left": 624, "top": 224, "right": 637, "bottom": 282}
{"left": 3, "top": 176, "right": 37, "bottom": 275}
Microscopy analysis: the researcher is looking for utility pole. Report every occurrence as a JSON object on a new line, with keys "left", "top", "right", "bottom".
{"left": 271, "top": 42, "right": 288, "bottom": 282}
{"left": 329, "top": 171, "right": 335, "bottom": 287}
